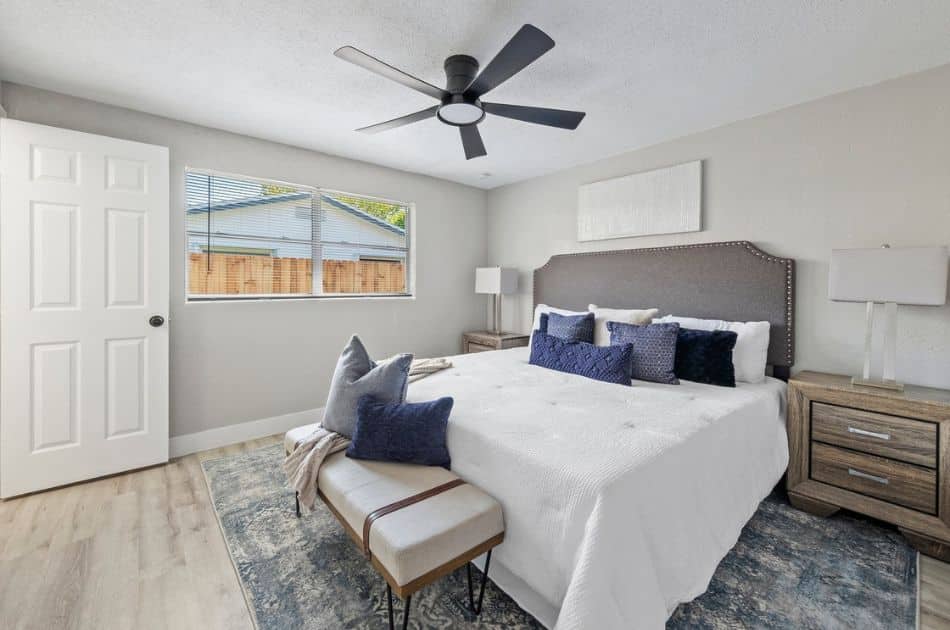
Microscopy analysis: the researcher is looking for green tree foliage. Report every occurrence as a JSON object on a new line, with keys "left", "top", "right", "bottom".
{"left": 331, "top": 194, "right": 406, "bottom": 230}
{"left": 261, "top": 183, "right": 297, "bottom": 196}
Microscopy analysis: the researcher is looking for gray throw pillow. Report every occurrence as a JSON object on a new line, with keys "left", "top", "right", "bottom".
{"left": 323, "top": 335, "right": 413, "bottom": 438}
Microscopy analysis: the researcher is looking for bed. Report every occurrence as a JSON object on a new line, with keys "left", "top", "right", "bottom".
{"left": 406, "top": 241, "right": 796, "bottom": 630}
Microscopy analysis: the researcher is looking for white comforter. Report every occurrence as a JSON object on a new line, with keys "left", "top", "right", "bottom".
{"left": 407, "top": 347, "right": 788, "bottom": 630}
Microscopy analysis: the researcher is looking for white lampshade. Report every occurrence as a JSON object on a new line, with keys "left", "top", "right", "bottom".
{"left": 475, "top": 267, "right": 518, "bottom": 295}
{"left": 829, "top": 246, "right": 948, "bottom": 305}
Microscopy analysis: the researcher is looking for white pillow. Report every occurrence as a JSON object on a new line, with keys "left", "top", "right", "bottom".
{"left": 588, "top": 304, "right": 659, "bottom": 346}
{"left": 530, "top": 303, "right": 588, "bottom": 346}
{"left": 655, "top": 315, "right": 771, "bottom": 384}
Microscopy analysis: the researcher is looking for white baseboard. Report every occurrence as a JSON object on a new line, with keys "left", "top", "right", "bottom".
{"left": 169, "top": 407, "right": 323, "bottom": 458}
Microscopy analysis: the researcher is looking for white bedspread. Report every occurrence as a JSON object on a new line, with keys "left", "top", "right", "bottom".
{"left": 406, "top": 347, "right": 788, "bottom": 630}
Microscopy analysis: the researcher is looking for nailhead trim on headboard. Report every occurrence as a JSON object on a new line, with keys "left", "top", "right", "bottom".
{"left": 533, "top": 241, "right": 795, "bottom": 366}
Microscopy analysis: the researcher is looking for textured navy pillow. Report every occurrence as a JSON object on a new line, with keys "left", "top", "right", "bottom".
{"left": 346, "top": 395, "right": 453, "bottom": 468}
{"left": 607, "top": 321, "right": 680, "bottom": 384}
{"left": 539, "top": 311, "right": 595, "bottom": 343}
{"left": 529, "top": 331, "right": 632, "bottom": 385}
{"left": 674, "top": 328, "right": 738, "bottom": 387}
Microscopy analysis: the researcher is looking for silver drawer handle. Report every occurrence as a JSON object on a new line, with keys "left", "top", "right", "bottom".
{"left": 847, "top": 426, "right": 890, "bottom": 441}
{"left": 848, "top": 468, "right": 889, "bottom": 485}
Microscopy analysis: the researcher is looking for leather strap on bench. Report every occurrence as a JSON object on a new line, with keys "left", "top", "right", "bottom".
{"left": 362, "top": 478, "right": 467, "bottom": 558}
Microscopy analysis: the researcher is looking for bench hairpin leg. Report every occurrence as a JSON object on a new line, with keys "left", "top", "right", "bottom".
{"left": 387, "top": 584, "right": 394, "bottom": 629}
{"left": 466, "top": 549, "right": 492, "bottom": 616}
{"left": 386, "top": 584, "right": 412, "bottom": 630}
{"left": 294, "top": 491, "right": 301, "bottom": 518}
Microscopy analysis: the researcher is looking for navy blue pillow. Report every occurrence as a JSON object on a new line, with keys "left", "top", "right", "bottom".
{"left": 607, "top": 321, "right": 680, "bottom": 384}
{"left": 674, "top": 328, "right": 738, "bottom": 387}
{"left": 347, "top": 395, "right": 453, "bottom": 468}
{"left": 538, "top": 311, "right": 595, "bottom": 343}
{"left": 529, "top": 331, "right": 633, "bottom": 385}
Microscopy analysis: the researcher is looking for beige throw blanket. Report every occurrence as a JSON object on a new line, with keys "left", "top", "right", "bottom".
{"left": 407, "top": 357, "right": 453, "bottom": 383}
{"left": 284, "top": 357, "right": 453, "bottom": 512}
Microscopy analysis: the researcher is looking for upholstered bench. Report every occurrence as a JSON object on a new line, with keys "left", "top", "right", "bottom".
{"left": 285, "top": 425, "right": 505, "bottom": 629}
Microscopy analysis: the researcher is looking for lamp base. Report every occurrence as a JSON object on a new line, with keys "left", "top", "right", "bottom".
{"left": 490, "top": 293, "right": 502, "bottom": 335}
{"left": 851, "top": 376, "right": 904, "bottom": 392}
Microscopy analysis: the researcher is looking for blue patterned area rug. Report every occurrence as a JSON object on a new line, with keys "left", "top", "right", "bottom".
{"left": 202, "top": 444, "right": 917, "bottom": 629}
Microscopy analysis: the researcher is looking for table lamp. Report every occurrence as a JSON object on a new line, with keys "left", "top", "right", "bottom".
{"left": 475, "top": 267, "right": 518, "bottom": 334}
{"left": 829, "top": 244, "right": 948, "bottom": 391}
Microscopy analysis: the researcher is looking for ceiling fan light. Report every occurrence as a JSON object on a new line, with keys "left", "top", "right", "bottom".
{"left": 437, "top": 102, "right": 484, "bottom": 126}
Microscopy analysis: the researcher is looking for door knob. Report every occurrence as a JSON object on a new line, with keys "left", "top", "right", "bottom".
{"left": 149, "top": 315, "right": 165, "bottom": 328}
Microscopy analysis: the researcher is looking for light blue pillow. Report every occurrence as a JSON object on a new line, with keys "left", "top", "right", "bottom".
{"left": 323, "top": 335, "right": 413, "bottom": 438}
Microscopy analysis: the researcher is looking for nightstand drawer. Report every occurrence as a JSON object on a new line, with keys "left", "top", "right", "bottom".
{"left": 811, "top": 402, "right": 937, "bottom": 468}
{"left": 811, "top": 442, "right": 937, "bottom": 514}
{"left": 467, "top": 342, "right": 495, "bottom": 353}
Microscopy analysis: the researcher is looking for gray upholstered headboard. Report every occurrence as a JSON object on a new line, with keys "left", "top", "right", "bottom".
{"left": 533, "top": 241, "right": 795, "bottom": 377}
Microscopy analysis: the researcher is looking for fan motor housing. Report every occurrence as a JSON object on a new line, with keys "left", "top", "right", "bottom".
{"left": 439, "top": 55, "right": 485, "bottom": 126}
{"left": 444, "top": 54, "right": 479, "bottom": 93}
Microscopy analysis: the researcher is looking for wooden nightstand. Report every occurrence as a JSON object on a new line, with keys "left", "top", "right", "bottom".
{"left": 461, "top": 331, "right": 529, "bottom": 354}
{"left": 787, "top": 371, "right": 950, "bottom": 560}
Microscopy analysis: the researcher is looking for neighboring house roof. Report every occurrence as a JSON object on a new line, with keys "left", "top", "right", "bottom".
{"left": 320, "top": 195, "right": 405, "bottom": 236}
{"left": 186, "top": 192, "right": 405, "bottom": 236}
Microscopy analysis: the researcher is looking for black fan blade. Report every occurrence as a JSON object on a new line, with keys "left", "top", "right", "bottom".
{"left": 459, "top": 125, "right": 487, "bottom": 160}
{"left": 335, "top": 46, "right": 448, "bottom": 101}
{"left": 464, "top": 24, "right": 555, "bottom": 97}
{"left": 356, "top": 106, "right": 439, "bottom": 134}
{"left": 483, "top": 102, "right": 585, "bottom": 129}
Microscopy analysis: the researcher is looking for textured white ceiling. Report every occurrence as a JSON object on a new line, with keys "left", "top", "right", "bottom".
{"left": 2, "top": 1, "right": 950, "bottom": 189}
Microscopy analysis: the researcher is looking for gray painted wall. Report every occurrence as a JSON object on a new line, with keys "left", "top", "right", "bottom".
{"left": 1, "top": 83, "right": 489, "bottom": 437}
{"left": 487, "top": 64, "right": 950, "bottom": 389}
{"left": 5, "top": 59, "right": 950, "bottom": 438}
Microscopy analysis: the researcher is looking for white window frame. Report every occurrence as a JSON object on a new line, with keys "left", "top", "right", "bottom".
{"left": 184, "top": 167, "right": 415, "bottom": 302}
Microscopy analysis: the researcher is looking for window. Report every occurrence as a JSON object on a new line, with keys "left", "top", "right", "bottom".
{"left": 185, "top": 170, "right": 411, "bottom": 299}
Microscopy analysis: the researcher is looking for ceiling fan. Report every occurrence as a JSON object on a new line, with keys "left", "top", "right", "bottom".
{"left": 334, "top": 24, "right": 586, "bottom": 160}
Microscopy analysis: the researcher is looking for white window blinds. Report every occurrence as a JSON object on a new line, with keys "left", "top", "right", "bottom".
{"left": 185, "top": 170, "right": 410, "bottom": 299}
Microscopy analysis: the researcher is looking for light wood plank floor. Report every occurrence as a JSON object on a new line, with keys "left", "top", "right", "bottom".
{"left": 1, "top": 434, "right": 949, "bottom": 629}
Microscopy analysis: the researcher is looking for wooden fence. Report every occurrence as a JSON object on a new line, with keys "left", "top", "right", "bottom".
{"left": 188, "top": 253, "right": 405, "bottom": 295}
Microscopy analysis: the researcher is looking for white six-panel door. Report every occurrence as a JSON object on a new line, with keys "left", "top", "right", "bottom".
{"left": 0, "top": 119, "right": 169, "bottom": 498}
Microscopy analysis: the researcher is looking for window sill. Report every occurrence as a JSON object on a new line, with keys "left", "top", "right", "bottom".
{"left": 185, "top": 293, "right": 415, "bottom": 304}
